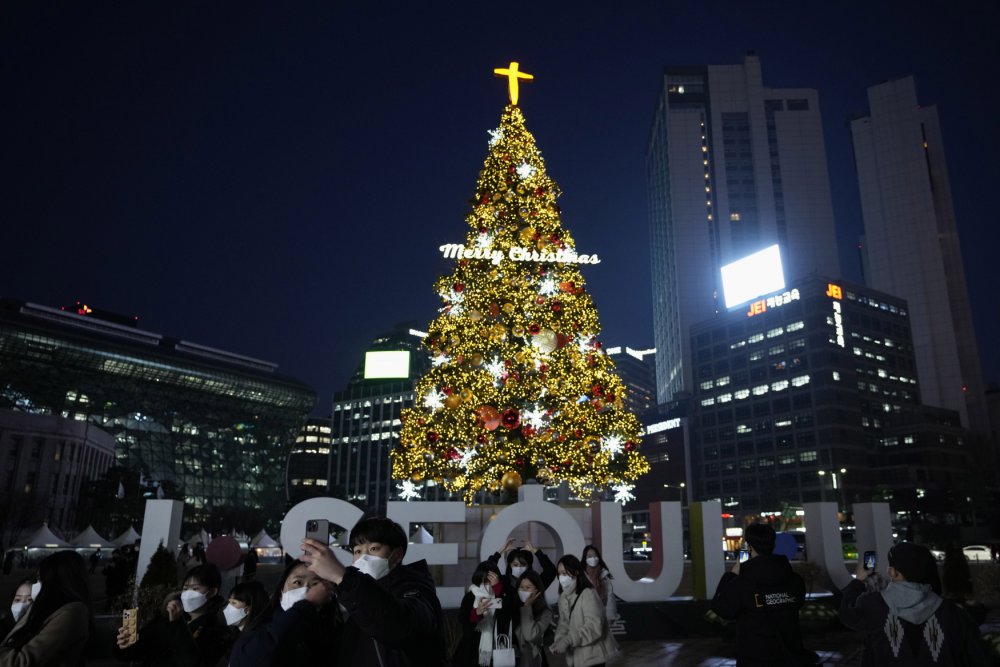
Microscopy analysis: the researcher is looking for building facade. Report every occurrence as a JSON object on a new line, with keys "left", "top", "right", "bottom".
{"left": 0, "top": 299, "right": 316, "bottom": 521}
{"left": 604, "top": 346, "right": 656, "bottom": 414}
{"left": 648, "top": 54, "right": 841, "bottom": 405}
{"left": 688, "top": 277, "right": 973, "bottom": 516}
{"left": 287, "top": 325, "right": 442, "bottom": 515}
{"left": 851, "top": 76, "right": 988, "bottom": 436}
{"left": 0, "top": 410, "right": 116, "bottom": 541}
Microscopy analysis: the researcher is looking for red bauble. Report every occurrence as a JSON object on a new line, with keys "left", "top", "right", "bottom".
{"left": 534, "top": 187, "right": 545, "bottom": 196}
{"left": 477, "top": 406, "right": 501, "bottom": 431}
{"left": 591, "top": 384, "right": 604, "bottom": 397}
{"left": 625, "top": 441, "right": 636, "bottom": 451}
{"left": 460, "top": 260, "right": 468, "bottom": 267}
{"left": 508, "top": 166, "right": 515, "bottom": 174}
{"left": 551, "top": 301, "right": 562, "bottom": 312}
{"left": 479, "top": 226, "right": 487, "bottom": 234}
{"left": 573, "top": 429, "right": 584, "bottom": 438}
{"left": 480, "top": 194, "right": 490, "bottom": 204}
{"left": 556, "top": 333, "right": 571, "bottom": 348}
{"left": 427, "top": 431, "right": 440, "bottom": 443}
{"left": 489, "top": 303, "right": 501, "bottom": 317}
{"left": 501, "top": 408, "right": 521, "bottom": 429}
{"left": 442, "top": 386, "right": 453, "bottom": 395}
{"left": 535, "top": 297, "right": 545, "bottom": 305}
{"left": 528, "top": 323, "right": 541, "bottom": 335}
{"left": 521, "top": 425, "right": 535, "bottom": 438}
{"left": 454, "top": 282, "right": 464, "bottom": 292}
{"left": 447, "top": 448, "right": 460, "bottom": 460}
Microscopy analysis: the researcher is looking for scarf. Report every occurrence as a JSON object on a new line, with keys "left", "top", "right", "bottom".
{"left": 585, "top": 566, "right": 607, "bottom": 603}
{"left": 470, "top": 583, "right": 495, "bottom": 666}
{"left": 881, "top": 581, "right": 942, "bottom": 624}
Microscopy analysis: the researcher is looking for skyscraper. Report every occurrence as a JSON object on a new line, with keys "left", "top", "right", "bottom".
{"left": 851, "top": 77, "right": 988, "bottom": 435}
{"left": 647, "top": 54, "right": 841, "bottom": 404}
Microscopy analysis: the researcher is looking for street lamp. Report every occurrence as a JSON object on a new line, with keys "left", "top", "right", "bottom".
{"left": 819, "top": 468, "right": 848, "bottom": 508}
{"left": 817, "top": 470, "right": 827, "bottom": 502}
{"left": 663, "top": 482, "right": 687, "bottom": 505}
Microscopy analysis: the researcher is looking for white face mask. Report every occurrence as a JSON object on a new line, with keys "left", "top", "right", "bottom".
{"left": 517, "top": 590, "right": 532, "bottom": 604}
{"left": 30, "top": 582, "right": 41, "bottom": 600}
{"left": 180, "top": 589, "right": 208, "bottom": 613}
{"left": 223, "top": 603, "right": 248, "bottom": 627}
{"left": 353, "top": 554, "right": 391, "bottom": 580}
{"left": 558, "top": 575, "right": 575, "bottom": 591}
{"left": 10, "top": 602, "right": 28, "bottom": 621}
{"left": 280, "top": 586, "right": 309, "bottom": 611}
{"left": 586, "top": 556, "right": 600, "bottom": 568}
{"left": 511, "top": 566, "right": 527, "bottom": 578}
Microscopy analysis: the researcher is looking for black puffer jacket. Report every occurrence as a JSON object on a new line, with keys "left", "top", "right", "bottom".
{"left": 113, "top": 595, "right": 229, "bottom": 667}
{"left": 711, "top": 554, "right": 817, "bottom": 666}
{"left": 336, "top": 559, "right": 446, "bottom": 667}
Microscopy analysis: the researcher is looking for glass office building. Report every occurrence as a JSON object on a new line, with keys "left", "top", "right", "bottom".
{"left": 689, "top": 277, "right": 973, "bottom": 516}
{"left": 0, "top": 299, "right": 316, "bottom": 519}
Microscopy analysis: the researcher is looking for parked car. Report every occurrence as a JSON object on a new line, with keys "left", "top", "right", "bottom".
{"left": 963, "top": 545, "right": 991, "bottom": 561}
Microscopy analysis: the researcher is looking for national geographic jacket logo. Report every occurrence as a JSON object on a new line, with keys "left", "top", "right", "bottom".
{"left": 754, "top": 592, "right": 797, "bottom": 608}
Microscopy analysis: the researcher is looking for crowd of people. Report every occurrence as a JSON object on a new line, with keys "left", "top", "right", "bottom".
{"left": 0, "top": 519, "right": 996, "bottom": 665}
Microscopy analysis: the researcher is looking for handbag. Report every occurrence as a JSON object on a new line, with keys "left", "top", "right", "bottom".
{"left": 492, "top": 620, "right": 516, "bottom": 667}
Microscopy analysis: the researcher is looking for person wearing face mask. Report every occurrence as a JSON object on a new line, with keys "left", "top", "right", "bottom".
{"left": 456, "top": 561, "right": 516, "bottom": 667}
{"left": 228, "top": 561, "right": 339, "bottom": 667}
{"left": 215, "top": 582, "right": 268, "bottom": 667}
{"left": 548, "top": 555, "right": 618, "bottom": 667}
{"left": 0, "top": 551, "right": 94, "bottom": 666}
{"left": 489, "top": 538, "right": 557, "bottom": 593}
{"left": 515, "top": 570, "right": 553, "bottom": 667}
{"left": 580, "top": 546, "right": 617, "bottom": 623}
{"left": 114, "top": 563, "right": 228, "bottom": 667}
{"left": 300, "top": 516, "right": 446, "bottom": 667}
{"left": 0, "top": 580, "right": 34, "bottom": 642}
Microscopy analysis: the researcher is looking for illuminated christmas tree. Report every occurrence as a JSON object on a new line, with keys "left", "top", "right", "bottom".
{"left": 391, "top": 63, "right": 649, "bottom": 504}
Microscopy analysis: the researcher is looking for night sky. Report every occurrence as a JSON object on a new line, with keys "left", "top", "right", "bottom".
{"left": 3, "top": 2, "right": 999, "bottom": 414}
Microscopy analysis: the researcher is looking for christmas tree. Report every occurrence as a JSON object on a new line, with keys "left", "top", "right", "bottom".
{"left": 391, "top": 63, "right": 650, "bottom": 504}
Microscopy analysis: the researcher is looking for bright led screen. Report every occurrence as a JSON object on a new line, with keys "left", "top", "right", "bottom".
{"left": 363, "top": 351, "right": 410, "bottom": 379}
{"left": 720, "top": 244, "right": 786, "bottom": 309}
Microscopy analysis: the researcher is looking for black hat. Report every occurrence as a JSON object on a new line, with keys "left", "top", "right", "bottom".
{"left": 888, "top": 543, "right": 940, "bottom": 592}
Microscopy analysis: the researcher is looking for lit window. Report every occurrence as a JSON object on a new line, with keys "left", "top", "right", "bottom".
{"left": 791, "top": 375, "right": 810, "bottom": 387}
{"left": 799, "top": 451, "right": 817, "bottom": 462}
{"left": 787, "top": 321, "right": 805, "bottom": 332}
{"left": 734, "top": 389, "right": 750, "bottom": 400}
{"left": 701, "top": 398, "right": 716, "bottom": 407}
{"left": 748, "top": 333, "right": 764, "bottom": 344}
{"left": 903, "top": 436, "right": 914, "bottom": 444}
{"left": 771, "top": 380, "right": 789, "bottom": 391}
{"left": 717, "top": 393, "right": 733, "bottom": 403}
{"left": 766, "top": 327, "right": 784, "bottom": 339}
{"left": 752, "top": 384, "right": 769, "bottom": 396}
{"left": 700, "top": 381, "right": 714, "bottom": 390}
{"left": 736, "top": 424, "right": 752, "bottom": 434}
{"left": 730, "top": 212, "right": 741, "bottom": 221}
{"left": 717, "top": 376, "right": 730, "bottom": 386}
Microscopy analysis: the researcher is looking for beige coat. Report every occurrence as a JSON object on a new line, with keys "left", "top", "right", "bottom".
{"left": 0, "top": 601, "right": 90, "bottom": 667}
{"left": 516, "top": 604, "right": 553, "bottom": 667}
{"left": 550, "top": 587, "right": 618, "bottom": 667}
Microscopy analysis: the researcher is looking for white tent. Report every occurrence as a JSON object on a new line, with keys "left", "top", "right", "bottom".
{"left": 250, "top": 530, "right": 280, "bottom": 548}
{"left": 71, "top": 525, "right": 115, "bottom": 549}
{"left": 112, "top": 525, "right": 140, "bottom": 547}
{"left": 16, "top": 524, "right": 71, "bottom": 549}
{"left": 410, "top": 526, "right": 434, "bottom": 544}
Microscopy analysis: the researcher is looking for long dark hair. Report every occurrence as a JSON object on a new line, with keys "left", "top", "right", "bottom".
{"left": 228, "top": 581, "right": 269, "bottom": 627}
{"left": 516, "top": 570, "right": 548, "bottom": 617}
{"left": 581, "top": 545, "right": 613, "bottom": 579}
{"left": 556, "top": 555, "right": 592, "bottom": 593}
{"left": 4, "top": 551, "right": 94, "bottom": 650}
{"left": 471, "top": 561, "right": 502, "bottom": 587}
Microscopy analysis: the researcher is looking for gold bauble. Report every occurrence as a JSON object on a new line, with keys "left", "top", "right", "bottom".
{"left": 468, "top": 310, "right": 483, "bottom": 322}
{"left": 501, "top": 470, "right": 523, "bottom": 491}
{"left": 535, "top": 467, "right": 553, "bottom": 485}
{"left": 502, "top": 302, "right": 515, "bottom": 315}
{"left": 444, "top": 394, "right": 462, "bottom": 409}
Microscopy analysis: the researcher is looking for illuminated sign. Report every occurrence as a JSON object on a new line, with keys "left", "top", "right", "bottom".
{"left": 363, "top": 351, "right": 411, "bottom": 380}
{"left": 645, "top": 418, "right": 681, "bottom": 435}
{"left": 493, "top": 61, "right": 533, "bottom": 106}
{"left": 826, "top": 283, "right": 843, "bottom": 299}
{"left": 720, "top": 245, "right": 785, "bottom": 309}
{"left": 439, "top": 243, "right": 601, "bottom": 266}
{"left": 745, "top": 289, "right": 800, "bottom": 318}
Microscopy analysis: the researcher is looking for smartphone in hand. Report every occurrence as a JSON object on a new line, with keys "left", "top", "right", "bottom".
{"left": 738, "top": 549, "right": 750, "bottom": 563}
{"left": 121, "top": 608, "right": 138, "bottom": 647}
{"left": 305, "top": 519, "right": 330, "bottom": 546}
{"left": 863, "top": 550, "right": 877, "bottom": 570}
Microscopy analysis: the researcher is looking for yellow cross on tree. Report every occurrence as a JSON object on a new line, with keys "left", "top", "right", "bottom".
{"left": 493, "top": 61, "right": 533, "bottom": 105}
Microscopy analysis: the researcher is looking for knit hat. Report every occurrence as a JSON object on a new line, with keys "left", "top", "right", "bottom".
{"left": 888, "top": 543, "right": 941, "bottom": 593}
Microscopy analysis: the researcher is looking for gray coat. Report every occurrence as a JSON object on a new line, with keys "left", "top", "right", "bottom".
{"left": 516, "top": 605, "right": 553, "bottom": 667}
{"left": 550, "top": 587, "right": 618, "bottom": 667}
